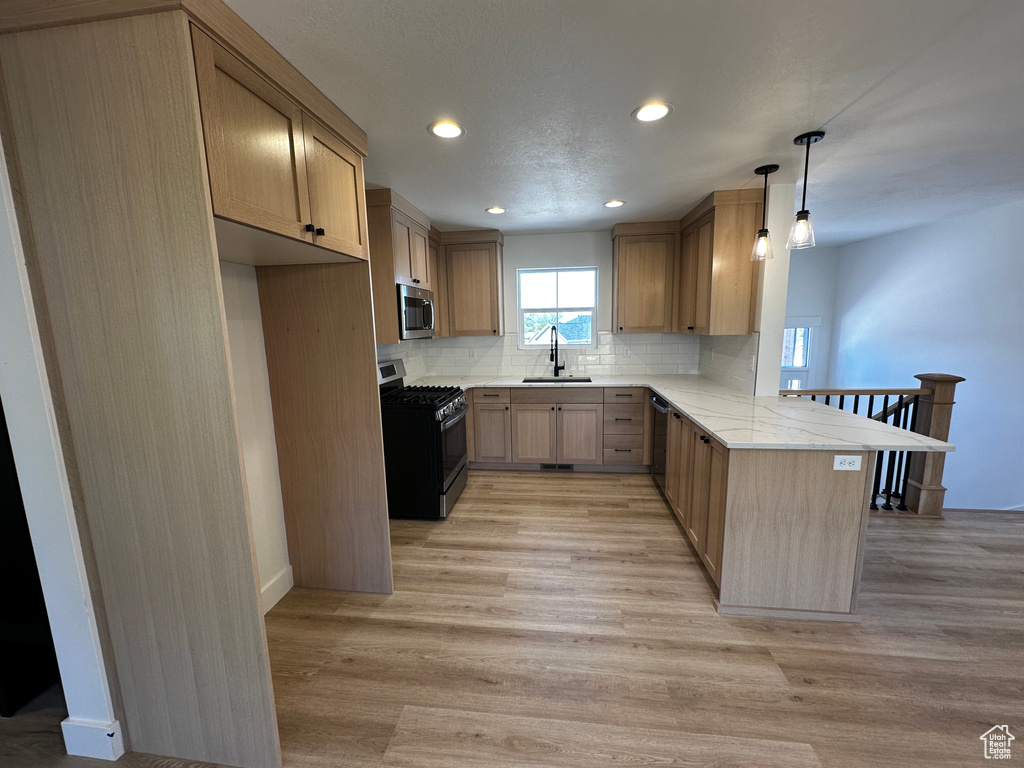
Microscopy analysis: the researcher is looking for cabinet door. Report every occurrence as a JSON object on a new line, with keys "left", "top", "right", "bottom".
{"left": 613, "top": 235, "right": 675, "bottom": 333}
{"left": 191, "top": 27, "right": 312, "bottom": 242}
{"left": 447, "top": 242, "right": 501, "bottom": 336}
{"left": 693, "top": 214, "right": 714, "bottom": 335}
{"left": 687, "top": 430, "right": 710, "bottom": 550}
{"left": 302, "top": 115, "right": 367, "bottom": 259}
{"left": 557, "top": 404, "right": 603, "bottom": 465}
{"left": 677, "top": 225, "right": 699, "bottom": 333}
{"left": 473, "top": 403, "right": 511, "bottom": 462}
{"left": 701, "top": 438, "right": 729, "bottom": 587}
{"left": 392, "top": 214, "right": 413, "bottom": 286}
{"left": 410, "top": 226, "right": 430, "bottom": 290}
{"left": 511, "top": 404, "right": 558, "bottom": 464}
{"left": 430, "top": 238, "right": 449, "bottom": 337}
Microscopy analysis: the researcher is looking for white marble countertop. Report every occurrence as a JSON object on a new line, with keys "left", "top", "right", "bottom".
{"left": 408, "top": 374, "right": 954, "bottom": 452}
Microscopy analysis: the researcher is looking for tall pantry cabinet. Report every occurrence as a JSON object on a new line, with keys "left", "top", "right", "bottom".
{"left": 0, "top": 4, "right": 387, "bottom": 768}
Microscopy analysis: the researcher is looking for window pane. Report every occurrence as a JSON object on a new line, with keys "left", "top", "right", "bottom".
{"left": 520, "top": 271, "right": 556, "bottom": 309}
{"left": 557, "top": 270, "right": 596, "bottom": 308}
{"left": 557, "top": 311, "right": 592, "bottom": 344}
{"left": 781, "top": 327, "right": 810, "bottom": 368}
{"left": 522, "top": 311, "right": 559, "bottom": 344}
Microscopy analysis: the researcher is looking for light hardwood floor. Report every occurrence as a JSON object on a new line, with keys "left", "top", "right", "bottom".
{"left": 4, "top": 471, "right": 1022, "bottom": 767}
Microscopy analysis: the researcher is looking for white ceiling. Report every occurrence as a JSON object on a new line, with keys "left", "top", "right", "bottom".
{"left": 224, "top": 0, "right": 1024, "bottom": 246}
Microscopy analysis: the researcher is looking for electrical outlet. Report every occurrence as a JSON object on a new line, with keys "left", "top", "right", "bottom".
{"left": 623, "top": 347, "right": 631, "bottom": 358}
{"left": 469, "top": 348, "right": 478, "bottom": 360}
{"left": 833, "top": 455, "right": 862, "bottom": 471}
{"left": 749, "top": 354, "right": 756, "bottom": 372}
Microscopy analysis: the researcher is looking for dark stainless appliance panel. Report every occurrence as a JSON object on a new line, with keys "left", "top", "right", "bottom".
{"left": 650, "top": 395, "right": 669, "bottom": 493}
{"left": 439, "top": 403, "right": 468, "bottom": 490}
{"left": 398, "top": 284, "right": 434, "bottom": 340}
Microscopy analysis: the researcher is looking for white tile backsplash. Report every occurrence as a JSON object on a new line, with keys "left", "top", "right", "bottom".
{"left": 376, "top": 330, "right": 759, "bottom": 394}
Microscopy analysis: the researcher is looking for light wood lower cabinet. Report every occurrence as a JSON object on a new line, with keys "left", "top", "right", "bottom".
{"left": 511, "top": 404, "right": 557, "bottom": 463}
{"left": 557, "top": 404, "right": 604, "bottom": 465}
{"left": 664, "top": 410, "right": 729, "bottom": 588}
{"left": 473, "top": 402, "right": 512, "bottom": 462}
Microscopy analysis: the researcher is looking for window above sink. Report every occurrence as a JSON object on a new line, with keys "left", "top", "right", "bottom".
{"left": 516, "top": 267, "right": 598, "bottom": 350}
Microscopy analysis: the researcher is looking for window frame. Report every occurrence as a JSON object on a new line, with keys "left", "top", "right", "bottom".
{"left": 780, "top": 316, "right": 821, "bottom": 390}
{"left": 515, "top": 266, "right": 599, "bottom": 351}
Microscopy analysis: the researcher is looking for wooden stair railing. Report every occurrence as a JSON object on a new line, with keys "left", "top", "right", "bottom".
{"left": 780, "top": 374, "right": 964, "bottom": 517}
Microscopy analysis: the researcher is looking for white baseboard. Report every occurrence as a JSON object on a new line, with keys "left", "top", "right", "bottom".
{"left": 261, "top": 565, "right": 294, "bottom": 613}
{"left": 61, "top": 717, "right": 125, "bottom": 761}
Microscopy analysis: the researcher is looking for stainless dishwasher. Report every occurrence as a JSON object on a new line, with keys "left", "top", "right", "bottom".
{"left": 650, "top": 394, "right": 670, "bottom": 494}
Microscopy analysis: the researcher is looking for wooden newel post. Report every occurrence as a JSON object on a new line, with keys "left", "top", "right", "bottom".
{"left": 905, "top": 373, "right": 965, "bottom": 516}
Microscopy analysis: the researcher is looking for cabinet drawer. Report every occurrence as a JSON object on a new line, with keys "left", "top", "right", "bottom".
{"left": 603, "top": 404, "right": 644, "bottom": 434}
{"left": 604, "top": 434, "right": 643, "bottom": 451}
{"left": 604, "top": 387, "right": 646, "bottom": 403}
{"left": 603, "top": 443, "right": 645, "bottom": 464}
{"left": 474, "top": 387, "right": 509, "bottom": 403}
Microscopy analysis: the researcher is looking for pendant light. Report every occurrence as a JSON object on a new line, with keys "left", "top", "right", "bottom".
{"left": 786, "top": 130, "right": 825, "bottom": 250}
{"left": 751, "top": 164, "right": 779, "bottom": 261}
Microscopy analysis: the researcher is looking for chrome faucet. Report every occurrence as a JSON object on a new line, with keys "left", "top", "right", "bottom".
{"left": 550, "top": 324, "right": 566, "bottom": 377}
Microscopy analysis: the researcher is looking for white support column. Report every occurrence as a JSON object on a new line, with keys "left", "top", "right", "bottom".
{"left": 753, "top": 183, "right": 796, "bottom": 396}
{"left": 0, "top": 136, "right": 124, "bottom": 759}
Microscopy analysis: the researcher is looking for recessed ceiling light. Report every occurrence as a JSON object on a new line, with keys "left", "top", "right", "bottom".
{"left": 631, "top": 102, "right": 673, "bottom": 122}
{"left": 485, "top": 206, "right": 506, "bottom": 215}
{"left": 604, "top": 200, "right": 625, "bottom": 208}
{"left": 429, "top": 120, "right": 466, "bottom": 139}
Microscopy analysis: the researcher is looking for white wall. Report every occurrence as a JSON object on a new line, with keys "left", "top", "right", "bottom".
{"left": 785, "top": 246, "right": 840, "bottom": 388}
{"left": 753, "top": 183, "right": 796, "bottom": 395}
{"left": 501, "top": 232, "right": 612, "bottom": 331}
{"left": 0, "top": 133, "right": 123, "bottom": 759}
{"left": 219, "top": 263, "right": 292, "bottom": 611}
{"left": 830, "top": 198, "right": 1024, "bottom": 510}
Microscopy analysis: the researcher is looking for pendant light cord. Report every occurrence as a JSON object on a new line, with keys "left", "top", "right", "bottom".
{"left": 761, "top": 172, "right": 769, "bottom": 229}
{"left": 801, "top": 139, "right": 811, "bottom": 210}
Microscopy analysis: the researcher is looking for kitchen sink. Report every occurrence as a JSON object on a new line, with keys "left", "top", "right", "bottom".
{"left": 521, "top": 376, "right": 593, "bottom": 383}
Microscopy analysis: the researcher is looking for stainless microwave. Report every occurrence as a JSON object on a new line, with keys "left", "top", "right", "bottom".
{"left": 398, "top": 284, "right": 434, "bottom": 339}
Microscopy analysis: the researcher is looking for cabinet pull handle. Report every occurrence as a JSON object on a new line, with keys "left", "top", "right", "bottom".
{"left": 551, "top": 407, "right": 555, "bottom": 411}
{"left": 492, "top": 329, "right": 497, "bottom": 334}
{"left": 305, "top": 223, "right": 315, "bottom": 232}
{"left": 315, "top": 227, "right": 325, "bottom": 236}
{"left": 614, "top": 448, "right": 631, "bottom": 452}
{"left": 413, "top": 278, "right": 420, "bottom": 283}
{"left": 505, "top": 406, "right": 509, "bottom": 410}
{"left": 482, "top": 394, "right": 499, "bottom": 397}
{"left": 687, "top": 326, "right": 694, "bottom": 331}
{"left": 673, "top": 413, "right": 681, "bottom": 420}
{"left": 614, "top": 394, "right": 633, "bottom": 397}
{"left": 614, "top": 418, "right": 632, "bottom": 421}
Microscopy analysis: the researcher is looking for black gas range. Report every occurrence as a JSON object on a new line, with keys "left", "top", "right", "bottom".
{"left": 378, "top": 360, "right": 468, "bottom": 520}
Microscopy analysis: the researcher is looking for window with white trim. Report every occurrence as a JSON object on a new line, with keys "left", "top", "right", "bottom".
{"left": 516, "top": 267, "right": 598, "bottom": 349}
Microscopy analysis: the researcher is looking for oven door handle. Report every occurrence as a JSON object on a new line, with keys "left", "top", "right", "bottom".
{"left": 650, "top": 396, "right": 670, "bottom": 414}
{"left": 440, "top": 403, "right": 468, "bottom": 432}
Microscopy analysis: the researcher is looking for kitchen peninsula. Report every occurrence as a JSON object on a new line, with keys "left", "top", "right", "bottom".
{"left": 406, "top": 373, "right": 953, "bottom": 621}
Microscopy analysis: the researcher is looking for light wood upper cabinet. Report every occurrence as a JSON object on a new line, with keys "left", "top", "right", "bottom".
{"left": 473, "top": 402, "right": 512, "bottom": 462}
{"left": 611, "top": 225, "right": 677, "bottom": 334}
{"left": 366, "top": 190, "right": 433, "bottom": 344}
{"left": 302, "top": 115, "right": 367, "bottom": 257}
{"left": 430, "top": 230, "right": 450, "bottom": 337}
{"left": 512, "top": 403, "right": 558, "bottom": 463}
{"left": 192, "top": 25, "right": 311, "bottom": 243}
{"left": 557, "top": 403, "right": 604, "bottom": 465}
{"left": 192, "top": 26, "right": 366, "bottom": 260}
{"left": 445, "top": 234, "right": 504, "bottom": 337}
{"left": 677, "top": 190, "right": 762, "bottom": 336}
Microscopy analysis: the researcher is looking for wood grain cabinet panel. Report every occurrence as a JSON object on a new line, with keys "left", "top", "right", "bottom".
{"left": 511, "top": 404, "right": 558, "bottom": 464}
{"left": 677, "top": 190, "right": 762, "bottom": 336}
{"left": 446, "top": 241, "right": 503, "bottom": 336}
{"left": 302, "top": 115, "right": 366, "bottom": 257}
{"left": 192, "top": 26, "right": 367, "bottom": 261}
{"left": 391, "top": 214, "right": 413, "bottom": 284}
{"left": 604, "top": 403, "right": 644, "bottom": 435}
{"left": 611, "top": 229, "right": 676, "bottom": 334}
{"left": 192, "top": 25, "right": 311, "bottom": 244}
{"left": 473, "top": 403, "right": 512, "bottom": 462}
{"left": 410, "top": 225, "right": 430, "bottom": 290}
{"left": 556, "top": 404, "right": 603, "bottom": 465}
{"left": 429, "top": 231, "right": 449, "bottom": 337}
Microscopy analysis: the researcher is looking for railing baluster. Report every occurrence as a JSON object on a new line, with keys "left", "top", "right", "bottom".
{"left": 881, "top": 395, "right": 897, "bottom": 510}
{"left": 867, "top": 394, "right": 875, "bottom": 420}
{"left": 871, "top": 451, "right": 883, "bottom": 510}
{"left": 811, "top": 395, "right": 816, "bottom": 402}
{"left": 853, "top": 394, "right": 860, "bottom": 416}
{"left": 825, "top": 394, "right": 830, "bottom": 406}
{"left": 838, "top": 394, "right": 845, "bottom": 411}
{"left": 895, "top": 396, "right": 912, "bottom": 510}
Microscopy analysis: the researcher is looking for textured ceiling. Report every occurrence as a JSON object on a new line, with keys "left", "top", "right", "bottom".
{"left": 224, "top": 0, "right": 1024, "bottom": 246}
